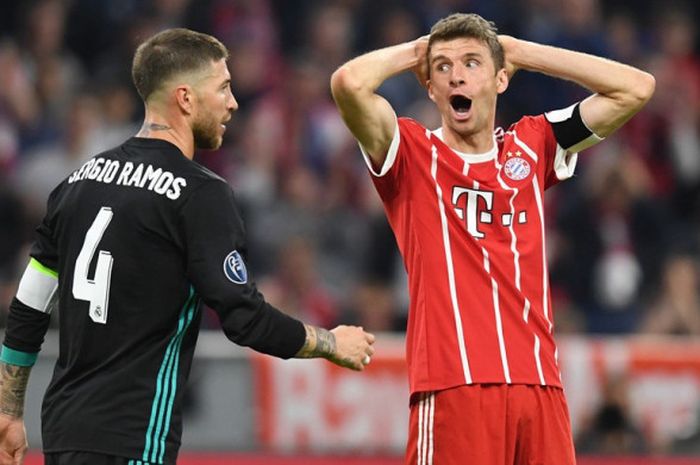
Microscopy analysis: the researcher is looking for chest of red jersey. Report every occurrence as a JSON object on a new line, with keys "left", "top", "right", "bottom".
{"left": 422, "top": 133, "right": 546, "bottom": 247}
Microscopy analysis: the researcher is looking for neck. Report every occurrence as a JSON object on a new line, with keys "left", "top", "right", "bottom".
{"left": 441, "top": 124, "right": 495, "bottom": 154}
{"left": 136, "top": 106, "right": 195, "bottom": 159}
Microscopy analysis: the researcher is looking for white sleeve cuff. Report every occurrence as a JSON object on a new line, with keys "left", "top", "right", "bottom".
{"left": 566, "top": 131, "right": 605, "bottom": 153}
{"left": 553, "top": 144, "right": 579, "bottom": 181}
{"left": 359, "top": 115, "right": 400, "bottom": 177}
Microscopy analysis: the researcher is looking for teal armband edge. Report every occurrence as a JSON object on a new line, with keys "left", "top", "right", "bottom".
{"left": 0, "top": 345, "right": 38, "bottom": 367}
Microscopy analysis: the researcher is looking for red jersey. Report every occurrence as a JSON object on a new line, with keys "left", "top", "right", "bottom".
{"left": 365, "top": 114, "right": 578, "bottom": 396}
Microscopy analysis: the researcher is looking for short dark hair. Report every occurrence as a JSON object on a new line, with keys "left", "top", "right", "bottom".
{"left": 428, "top": 13, "right": 504, "bottom": 72}
{"left": 132, "top": 28, "right": 229, "bottom": 102}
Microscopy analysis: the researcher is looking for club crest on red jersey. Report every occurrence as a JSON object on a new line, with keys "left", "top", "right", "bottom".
{"left": 504, "top": 155, "right": 531, "bottom": 181}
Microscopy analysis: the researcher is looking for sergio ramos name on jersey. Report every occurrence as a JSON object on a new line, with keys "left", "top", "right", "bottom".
{"left": 68, "top": 157, "right": 187, "bottom": 200}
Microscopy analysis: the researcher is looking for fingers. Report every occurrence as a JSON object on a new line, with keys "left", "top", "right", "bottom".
{"left": 0, "top": 450, "right": 14, "bottom": 465}
{"left": 329, "top": 325, "right": 378, "bottom": 371}
{"left": 13, "top": 446, "right": 26, "bottom": 465}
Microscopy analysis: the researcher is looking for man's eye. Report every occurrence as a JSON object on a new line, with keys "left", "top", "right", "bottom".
{"left": 437, "top": 63, "right": 450, "bottom": 72}
{"left": 466, "top": 60, "right": 479, "bottom": 68}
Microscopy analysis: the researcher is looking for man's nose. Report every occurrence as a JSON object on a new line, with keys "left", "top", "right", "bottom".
{"left": 450, "top": 67, "right": 466, "bottom": 86}
{"left": 228, "top": 94, "right": 239, "bottom": 112}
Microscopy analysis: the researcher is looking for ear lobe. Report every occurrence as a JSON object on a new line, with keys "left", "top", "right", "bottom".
{"left": 427, "top": 81, "right": 436, "bottom": 103}
{"left": 496, "top": 69, "right": 509, "bottom": 95}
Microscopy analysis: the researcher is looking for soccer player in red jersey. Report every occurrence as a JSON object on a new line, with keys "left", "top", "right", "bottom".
{"left": 331, "top": 13, "right": 654, "bottom": 465}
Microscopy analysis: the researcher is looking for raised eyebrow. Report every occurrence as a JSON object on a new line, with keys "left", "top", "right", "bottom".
{"left": 430, "top": 53, "right": 451, "bottom": 64}
{"left": 463, "top": 52, "right": 483, "bottom": 60}
{"left": 431, "top": 51, "right": 483, "bottom": 64}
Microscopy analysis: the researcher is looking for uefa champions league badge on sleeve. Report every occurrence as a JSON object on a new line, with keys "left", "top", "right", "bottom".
{"left": 504, "top": 151, "right": 531, "bottom": 182}
{"left": 223, "top": 250, "right": 248, "bottom": 284}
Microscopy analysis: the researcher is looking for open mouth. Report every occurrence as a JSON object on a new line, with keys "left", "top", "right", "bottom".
{"left": 450, "top": 95, "right": 472, "bottom": 114}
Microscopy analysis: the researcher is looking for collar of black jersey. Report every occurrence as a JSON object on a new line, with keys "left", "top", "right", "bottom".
{"left": 127, "top": 137, "right": 183, "bottom": 153}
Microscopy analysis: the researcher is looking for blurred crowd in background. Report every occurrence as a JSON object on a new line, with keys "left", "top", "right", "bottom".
{"left": 1, "top": 0, "right": 700, "bottom": 456}
{"left": 1, "top": 0, "right": 700, "bottom": 335}
{"left": 1, "top": 0, "right": 700, "bottom": 333}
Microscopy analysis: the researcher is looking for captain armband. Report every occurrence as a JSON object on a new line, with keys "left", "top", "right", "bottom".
{"left": 16, "top": 258, "right": 59, "bottom": 313}
{"left": 545, "top": 102, "right": 604, "bottom": 153}
{"left": 2, "top": 258, "right": 57, "bottom": 366}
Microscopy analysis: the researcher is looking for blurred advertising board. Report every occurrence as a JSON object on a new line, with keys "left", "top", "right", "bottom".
{"left": 253, "top": 335, "right": 700, "bottom": 453}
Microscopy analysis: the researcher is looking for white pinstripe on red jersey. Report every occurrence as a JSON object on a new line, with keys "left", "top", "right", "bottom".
{"left": 363, "top": 114, "right": 577, "bottom": 396}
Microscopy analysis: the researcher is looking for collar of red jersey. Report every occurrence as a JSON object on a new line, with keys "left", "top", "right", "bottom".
{"left": 431, "top": 128, "right": 498, "bottom": 164}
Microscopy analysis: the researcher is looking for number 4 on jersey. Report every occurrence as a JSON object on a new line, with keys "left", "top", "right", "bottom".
{"left": 73, "top": 207, "right": 114, "bottom": 324}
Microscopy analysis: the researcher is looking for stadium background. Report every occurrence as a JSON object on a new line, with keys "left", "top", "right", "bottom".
{"left": 1, "top": 0, "right": 700, "bottom": 462}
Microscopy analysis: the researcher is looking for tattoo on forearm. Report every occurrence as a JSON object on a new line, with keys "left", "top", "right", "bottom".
{"left": 296, "top": 324, "right": 337, "bottom": 358}
{"left": 0, "top": 362, "right": 30, "bottom": 418}
{"left": 315, "top": 327, "right": 336, "bottom": 356}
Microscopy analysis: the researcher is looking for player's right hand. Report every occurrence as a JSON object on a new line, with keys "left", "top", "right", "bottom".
{"left": 0, "top": 413, "right": 27, "bottom": 465}
{"left": 329, "top": 325, "right": 376, "bottom": 371}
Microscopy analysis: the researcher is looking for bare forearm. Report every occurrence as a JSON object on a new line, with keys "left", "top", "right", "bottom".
{"left": 505, "top": 37, "right": 654, "bottom": 100}
{"left": 0, "top": 363, "right": 30, "bottom": 418}
{"left": 334, "top": 40, "right": 423, "bottom": 94}
{"left": 502, "top": 36, "right": 654, "bottom": 137}
{"left": 331, "top": 38, "right": 427, "bottom": 160}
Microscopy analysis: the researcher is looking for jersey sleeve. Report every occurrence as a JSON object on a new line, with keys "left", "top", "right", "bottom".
{"left": 360, "top": 116, "right": 426, "bottom": 201}
{"left": 2, "top": 185, "right": 63, "bottom": 366}
{"left": 179, "top": 180, "right": 305, "bottom": 358}
{"left": 512, "top": 114, "right": 579, "bottom": 190}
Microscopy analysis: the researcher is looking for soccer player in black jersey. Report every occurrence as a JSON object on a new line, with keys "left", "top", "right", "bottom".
{"left": 0, "top": 29, "right": 375, "bottom": 465}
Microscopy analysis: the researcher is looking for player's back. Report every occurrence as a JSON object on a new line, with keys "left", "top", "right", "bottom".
{"left": 38, "top": 137, "right": 219, "bottom": 463}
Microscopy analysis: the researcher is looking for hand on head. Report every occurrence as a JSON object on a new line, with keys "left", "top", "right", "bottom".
{"left": 411, "top": 35, "right": 431, "bottom": 88}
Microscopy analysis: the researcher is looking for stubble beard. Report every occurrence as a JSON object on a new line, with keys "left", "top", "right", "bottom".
{"left": 193, "top": 113, "right": 222, "bottom": 150}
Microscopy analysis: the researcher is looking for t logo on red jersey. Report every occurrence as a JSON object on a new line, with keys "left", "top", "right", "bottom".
{"left": 452, "top": 186, "right": 494, "bottom": 239}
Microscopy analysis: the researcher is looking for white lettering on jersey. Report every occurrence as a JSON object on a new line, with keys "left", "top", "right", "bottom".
{"left": 139, "top": 165, "right": 162, "bottom": 189}
{"left": 153, "top": 172, "right": 174, "bottom": 195}
{"left": 100, "top": 160, "right": 120, "bottom": 183}
{"left": 66, "top": 158, "right": 187, "bottom": 200}
{"left": 167, "top": 178, "right": 187, "bottom": 200}
{"left": 452, "top": 186, "right": 494, "bottom": 239}
{"left": 117, "top": 162, "right": 134, "bottom": 185}
{"left": 87, "top": 158, "right": 105, "bottom": 180}
{"left": 80, "top": 159, "right": 96, "bottom": 182}
{"left": 126, "top": 163, "right": 145, "bottom": 186}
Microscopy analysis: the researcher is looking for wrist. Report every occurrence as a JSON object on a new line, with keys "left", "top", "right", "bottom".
{"left": 295, "top": 324, "right": 337, "bottom": 359}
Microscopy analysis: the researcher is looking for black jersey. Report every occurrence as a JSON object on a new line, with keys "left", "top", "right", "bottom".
{"left": 4, "top": 138, "right": 305, "bottom": 464}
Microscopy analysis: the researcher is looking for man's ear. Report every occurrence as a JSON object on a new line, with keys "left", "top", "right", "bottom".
{"left": 496, "top": 68, "right": 509, "bottom": 95}
{"left": 175, "top": 85, "right": 195, "bottom": 115}
{"left": 427, "top": 80, "right": 436, "bottom": 103}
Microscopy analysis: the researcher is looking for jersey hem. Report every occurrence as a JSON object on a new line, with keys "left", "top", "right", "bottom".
{"left": 410, "top": 379, "right": 564, "bottom": 401}
{"left": 42, "top": 444, "right": 180, "bottom": 465}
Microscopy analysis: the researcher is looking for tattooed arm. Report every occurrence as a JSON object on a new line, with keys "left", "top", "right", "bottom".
{"left": 0, "top": 362, "right": 30, "bottom": 465}
{"left": 0, "top": 364, "right": 30, "bottom": 418}
{"left": 295, "top": 324, "right": 376, "bottom": 371}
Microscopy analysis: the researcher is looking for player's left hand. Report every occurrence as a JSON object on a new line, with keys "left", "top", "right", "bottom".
{"left": 0, "top": 413, "right": 27, "bottom": 465}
